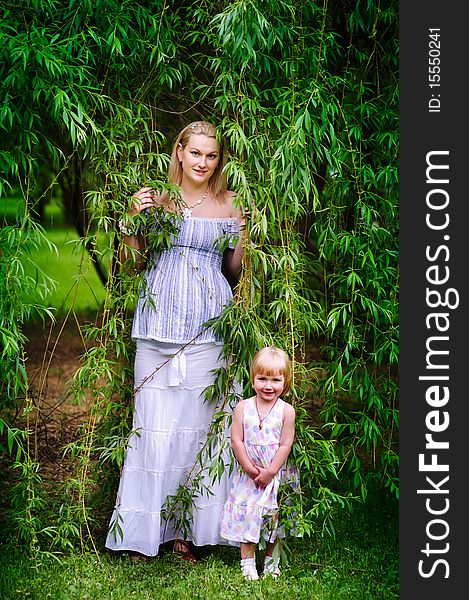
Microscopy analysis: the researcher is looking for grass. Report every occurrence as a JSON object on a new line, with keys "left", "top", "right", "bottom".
{"left": 0, "top": 489, "right": 398, "bottom": 599}
{"left": 21, "top": 226, "right": 107, "bottom": 317}
{"left": 1, "top": 195, "right": 107, "bottom": 317}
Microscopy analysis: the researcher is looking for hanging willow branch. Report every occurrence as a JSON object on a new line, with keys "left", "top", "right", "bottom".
{"left": 0, "top": 0, "right": 398, "bottom": 555}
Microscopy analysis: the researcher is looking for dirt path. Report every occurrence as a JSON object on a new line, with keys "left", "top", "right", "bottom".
{"left": 22, "top": 317, "right": 91, "bottom": 477}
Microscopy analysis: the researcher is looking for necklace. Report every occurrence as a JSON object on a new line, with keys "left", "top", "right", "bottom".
{"left": 182, "top": 188, "right": 209, "bottom": 218}
{"left": 255, "top": 396, "right": 278, "bottom": 430}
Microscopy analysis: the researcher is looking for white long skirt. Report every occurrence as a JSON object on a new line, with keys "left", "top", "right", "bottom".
{"left": 105, "top": 339, "right": 234, "bottom": 557}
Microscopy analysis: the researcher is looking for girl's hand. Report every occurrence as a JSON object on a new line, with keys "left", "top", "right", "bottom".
{"left": 129, "top": 187, "right": 156, "bottom": 216}
{"left": 247, "top": 465, "right": 260, "bottom": 480}
{"left": 254, "top": 466, "right": 275, "bottom": 489}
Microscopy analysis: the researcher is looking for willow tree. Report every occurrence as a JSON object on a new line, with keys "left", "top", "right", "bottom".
{"left": 0, "top": 0, "right": 398, "bottom": 554}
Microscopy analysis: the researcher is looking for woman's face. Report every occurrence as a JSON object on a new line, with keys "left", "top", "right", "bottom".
{"left": 177, "top": 134, "right": 220, "bottom": 188}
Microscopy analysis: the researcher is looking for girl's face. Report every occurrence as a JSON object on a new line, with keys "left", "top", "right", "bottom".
{"left": 177, "top": 134, "right": 220, "bottom": 188}
{"left": 253, "top": 372, "right": 285, "bottom": 404}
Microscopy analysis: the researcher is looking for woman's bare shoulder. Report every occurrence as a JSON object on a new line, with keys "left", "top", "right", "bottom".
{"left": 222, "top": 189, "right": 241, "bottom": 218}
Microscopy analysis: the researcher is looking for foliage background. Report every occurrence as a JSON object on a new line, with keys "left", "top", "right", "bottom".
{"left": 0, "top": 0, "right": 398, "bottom": 558}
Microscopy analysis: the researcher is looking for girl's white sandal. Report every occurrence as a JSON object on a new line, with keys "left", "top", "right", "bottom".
{"left": 263, "top": 556, "right": 281, "bottom": 578}
{"left": 241, "top": 557, "right": 259, "bottom": 581}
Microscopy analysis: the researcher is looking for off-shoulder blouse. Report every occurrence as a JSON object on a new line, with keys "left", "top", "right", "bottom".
{"left": 131, "top": 216, "right": 239, "bottom": 344}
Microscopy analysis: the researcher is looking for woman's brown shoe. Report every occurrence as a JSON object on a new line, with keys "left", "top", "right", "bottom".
{"left": 173, "top": 540, "right": 197, "bottom": 564}
{"left": 128, "top": 552, "right": 150, "bottom": 563}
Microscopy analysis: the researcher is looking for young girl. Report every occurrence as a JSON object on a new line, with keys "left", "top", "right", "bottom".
{"left": 221, "top": 347, "right": 297, "bottom": 580}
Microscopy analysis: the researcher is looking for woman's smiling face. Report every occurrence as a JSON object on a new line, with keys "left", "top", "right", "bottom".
{"left": 177, "top": 134, "right": 220, "bottom": 187}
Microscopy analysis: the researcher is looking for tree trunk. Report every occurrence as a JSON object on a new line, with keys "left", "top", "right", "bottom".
{"left": 59, "top": 156, "right": 108, "bottom": 288}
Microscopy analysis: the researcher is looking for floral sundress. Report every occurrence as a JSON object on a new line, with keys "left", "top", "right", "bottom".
{"left": 220, "top": 396, "right": 300, "bottom": 543}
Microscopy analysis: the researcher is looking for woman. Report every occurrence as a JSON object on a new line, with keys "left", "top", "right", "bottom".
{"left": 105, "top": 121, "right": 245, "bottom": 562}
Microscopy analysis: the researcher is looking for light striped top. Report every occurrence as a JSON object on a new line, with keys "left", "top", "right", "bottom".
{"left": 131, "top": 216, "right": 239, "bottom": 344}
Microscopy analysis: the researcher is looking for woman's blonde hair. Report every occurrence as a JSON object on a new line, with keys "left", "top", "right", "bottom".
{"left": 250, "top": 347, "right": 292, "bottom": 395}
{"left": 167, "top": 121, "right": 228, "bottom": 199}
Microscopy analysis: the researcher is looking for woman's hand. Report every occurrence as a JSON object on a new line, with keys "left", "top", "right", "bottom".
{"left": 129, "top": 187, "right": 156, "bottom": 216}
{"left": 240, "top": 207, "right": 250, "bottom": 230}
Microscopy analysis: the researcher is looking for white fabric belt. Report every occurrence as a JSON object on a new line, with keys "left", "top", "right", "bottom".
{"left": 168, "top": 349, "right": 187, "bottom": 386}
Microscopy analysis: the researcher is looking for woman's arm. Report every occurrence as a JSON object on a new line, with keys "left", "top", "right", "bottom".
{"left": 118, "top": 187, "right": 156, "bottom": 270}
{"left": 119, "top": 231, "right": 146, "bottom": 271}
{"left": 231, "top": 400, "right": 260, "bottom": 480}
{"left": 254, "top": 403, "right": 296, "bottom": 488}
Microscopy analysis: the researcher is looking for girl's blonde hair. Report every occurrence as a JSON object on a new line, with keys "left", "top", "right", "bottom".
{"left": 250, "top": 347, "right": 292, "bottom": 395}
{"left": 167, "top": 121, "right": 228, "bottom": 199}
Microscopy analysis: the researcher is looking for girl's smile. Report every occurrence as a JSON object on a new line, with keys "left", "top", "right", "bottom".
{"left": 253, "top": 373, "right": 285, "bottom": 404}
